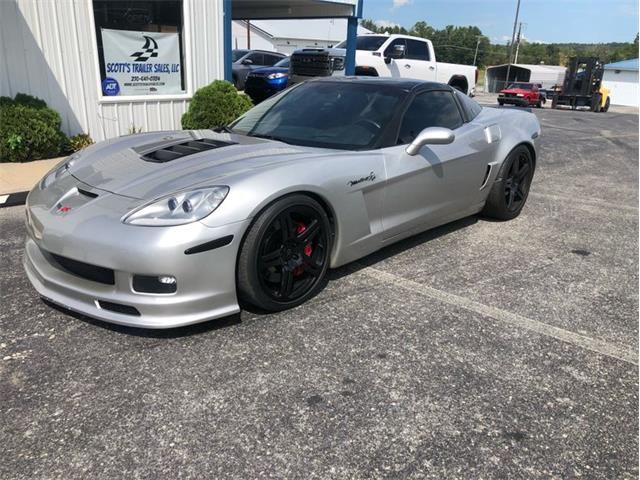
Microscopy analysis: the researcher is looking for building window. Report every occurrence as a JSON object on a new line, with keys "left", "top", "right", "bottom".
{"left": 92, "top": 1, "right": 186, "bottom": 97}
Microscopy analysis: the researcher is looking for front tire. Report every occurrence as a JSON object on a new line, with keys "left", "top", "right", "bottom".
{"left": 482, "top": 146, "right": 535, "bottom": 221}
{"left": 237, "top": 195, "right": 332, "bottom": 311}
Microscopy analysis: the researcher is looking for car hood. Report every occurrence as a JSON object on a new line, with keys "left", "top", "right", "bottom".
{"left": 67, "top": 130, "right": 330, "bottom": 200}
{"left": 500, "top": 88, "right": 531, "bottom": 95}
{"left": 249, "top": 66, "right": 289, "bottom": 76}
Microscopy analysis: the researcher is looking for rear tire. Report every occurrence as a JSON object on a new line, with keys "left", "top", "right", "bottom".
{"left": 237, "top": 194, "right": 332, "bottom": 312}
{"left": 482, "top": 146, "right": 535, "bottom": 221}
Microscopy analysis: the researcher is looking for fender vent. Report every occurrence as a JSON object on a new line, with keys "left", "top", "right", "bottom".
{"left": 141, "top": 138, "right": 236, "bottom": 163}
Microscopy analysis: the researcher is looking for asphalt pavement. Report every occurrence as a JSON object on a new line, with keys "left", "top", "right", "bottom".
{"left": 0, "top": 106, "right": 638, "bottom": 479}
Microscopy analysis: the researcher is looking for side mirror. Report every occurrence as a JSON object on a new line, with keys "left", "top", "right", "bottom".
{"left": 241, "top": 59, "right": 253, "bottom": 65}
{"left": 406, "top": 127, "right": 455, "bottom": 156}
{"left": 385, "top": 44, "right": 406, "bottom": 64}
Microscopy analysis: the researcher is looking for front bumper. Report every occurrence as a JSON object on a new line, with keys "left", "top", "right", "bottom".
{"left": 498, "top": 96, "right": 530, "bottom": 107}
{"left": 23, "top": 191, "right": 252, "bottom": 329}
{"left": 244, "top": 76, "right": 287, "bottom": 103}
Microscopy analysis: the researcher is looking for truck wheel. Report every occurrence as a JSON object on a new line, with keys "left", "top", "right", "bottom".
{"left": 536, "top": 100, "right": 542, "bottom": 108}
{"left": 498, "top": 100, "right": 504, "bottom": 106}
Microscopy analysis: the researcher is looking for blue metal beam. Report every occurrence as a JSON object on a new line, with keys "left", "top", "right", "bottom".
{"left": 344, "top": 16, "right": 358, "bottom": 75}
{"left": 223, "top": 0, "right": 232, "bottom": 82}
{"left": 345, "top": 0, "right": 364, "bottom": 76}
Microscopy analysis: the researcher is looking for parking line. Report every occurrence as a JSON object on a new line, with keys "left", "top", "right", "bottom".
{"left": 529, "top": 192, "right": 639, "bottom": 212}
{"left": 355, "top": 266, "right": 638, "bottom": 366}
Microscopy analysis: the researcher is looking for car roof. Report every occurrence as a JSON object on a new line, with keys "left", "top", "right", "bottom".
{"left": 244, "top": 50, "right": 285, "bottom": 55}
{"left": 309, "top": 76, "right": 453, "bottom": 92}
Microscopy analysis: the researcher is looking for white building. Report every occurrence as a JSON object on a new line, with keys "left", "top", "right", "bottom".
{"left": 603, "top": 58, "right": 639, "bottom": 107}
{"left": 232, "top": 19, "right": 370, "bottom": 55}
{"left": 0, "top": 0, "right": 361, "bottom": 142}
{"left": 485, "top": 63, "right": 567, "bottom": 92}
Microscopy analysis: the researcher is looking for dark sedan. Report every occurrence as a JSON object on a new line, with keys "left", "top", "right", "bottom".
{"left": 232, "top": 49, "right": 286, "bottom": 90}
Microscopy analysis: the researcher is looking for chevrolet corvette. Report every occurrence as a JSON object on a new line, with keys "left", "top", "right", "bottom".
{"left": 24, "top": 77, "right": 540, "bottom": 328}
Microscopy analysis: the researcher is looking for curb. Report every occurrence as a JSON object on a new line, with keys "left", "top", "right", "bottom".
{"left": 0, "top": 191, "right": 28, "bottom": 208}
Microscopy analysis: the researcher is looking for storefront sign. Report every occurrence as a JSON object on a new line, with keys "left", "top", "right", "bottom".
{"left": 101, "top": 28, "right": 182, "bottom": 96}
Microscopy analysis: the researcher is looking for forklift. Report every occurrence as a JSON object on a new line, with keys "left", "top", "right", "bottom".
{"left": 551, "top": 57, "right": 610, "bottom": 112}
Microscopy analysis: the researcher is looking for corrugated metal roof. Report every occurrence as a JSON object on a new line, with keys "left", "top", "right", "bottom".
{"left": 487, "top": 63, "right": 566, "bottom": 73}
{"left": 245, "top": 19, "right": 371, "bottom": 42}
{"left": 604, "top": 58, "right": 639, "bottom": 71}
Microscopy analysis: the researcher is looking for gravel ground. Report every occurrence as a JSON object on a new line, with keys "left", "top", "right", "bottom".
{"left": 0, "top": 106, "right": 637, "bottom": 479}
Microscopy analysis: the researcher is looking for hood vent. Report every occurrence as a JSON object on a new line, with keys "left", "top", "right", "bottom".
{"left": 140, "top": 138, "right": 236, "bottom": 163}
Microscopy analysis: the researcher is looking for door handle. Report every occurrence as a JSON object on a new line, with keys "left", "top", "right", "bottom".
{"left": 429, "top": 66, "right": 435, "bottom": 71}
{"left": 404, "top": 64, "right": 411, "bottom": 69}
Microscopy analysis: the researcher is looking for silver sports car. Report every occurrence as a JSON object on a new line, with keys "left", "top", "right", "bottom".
{"left": 24, "top": 78, "right": 540, "bottom": 328}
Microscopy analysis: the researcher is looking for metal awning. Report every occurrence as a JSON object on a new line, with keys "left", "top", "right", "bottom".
{"left": 231, "top": 0, "right": 358, "bottom": 19}
{"left": 224, "top": 0, "right": 362, "bottom": 80}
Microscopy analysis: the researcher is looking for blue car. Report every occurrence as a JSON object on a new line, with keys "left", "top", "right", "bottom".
{"left": 244, "top": 57, "right": 290, "bottom": 104}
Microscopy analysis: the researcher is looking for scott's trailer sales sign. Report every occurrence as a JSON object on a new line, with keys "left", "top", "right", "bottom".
{"left": 101, "top": 28, "right": 182, "bottom": 96}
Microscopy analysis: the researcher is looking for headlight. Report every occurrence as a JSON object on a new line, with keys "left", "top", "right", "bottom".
{"left": 267, "top": 72, "right": 287, "bottom": 80}
{"left": 516, "top": 93, "right": 524, "bottom": 97}
{"left": 123, "top": 186, "right": 229, "bottom": 226}
{"left": 40, "top": 155, "right": 79, "bottom": 189}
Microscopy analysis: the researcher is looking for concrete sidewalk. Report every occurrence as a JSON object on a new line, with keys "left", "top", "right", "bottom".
{"left": 0, "top": 157, "right": 62, "bottom": 195}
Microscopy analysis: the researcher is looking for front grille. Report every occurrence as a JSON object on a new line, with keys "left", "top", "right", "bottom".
{"left": 290, "top": 51, "right": 333, "bottom": 77}
{"left": 244, "top": 76, "right": 269, "bottom": 91}
{"left": 46, "top": 251, "right": 115, "bottom": 285}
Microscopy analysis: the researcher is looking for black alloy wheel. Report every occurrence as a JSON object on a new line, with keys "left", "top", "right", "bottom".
{"left": 503, "top": 151, "right": 532, "bottom": 212}
{"left": 237, "top": 195, "right": 331, "bottom": 311}
{"left": 482, "top": 145, "right": 535, "bottom": 221}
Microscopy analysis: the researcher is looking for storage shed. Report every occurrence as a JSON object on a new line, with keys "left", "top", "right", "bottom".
{"left": 232, "top": 19, "right": 371, "bottom": 55}
{"left": 603, "top": 58, "right": 638, "bottom": 107}
{"left": 485, "top": 63, "right": 566, "bottom": 93}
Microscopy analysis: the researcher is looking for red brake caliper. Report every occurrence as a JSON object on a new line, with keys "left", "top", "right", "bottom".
{"left": 294, "top": 222, "right": 313, "bottom": 277}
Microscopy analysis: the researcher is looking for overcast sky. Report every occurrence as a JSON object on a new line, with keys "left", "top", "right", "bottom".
{"left": 362, "top": 0, "right": 639, "bottom": 44}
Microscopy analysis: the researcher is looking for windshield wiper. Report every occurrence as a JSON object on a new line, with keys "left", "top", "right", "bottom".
{"left": 214, "top": 125, "right": 234, "bottom": 133}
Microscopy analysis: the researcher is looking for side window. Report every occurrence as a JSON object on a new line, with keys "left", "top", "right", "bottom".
{"left": 384, "top": 38, "right": 407, "bottom": 57}
{"left": 264, "top": 54, "right": 281, "bottom": 66}
{"left": 454, "top": 90, "right": 482, "bottom": 121}
{"left": 398, "top": 91, "right": 463, "bottom": 144}
{"left": 405, "top": 39, "right": 430, "bottom": 61}
{"left": 247, "top": 53, "right": 264, "bottom": 64}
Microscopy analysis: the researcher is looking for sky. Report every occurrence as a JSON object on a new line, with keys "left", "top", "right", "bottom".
{"left": 361, "top": 0, "right": 640, "bottom": 44}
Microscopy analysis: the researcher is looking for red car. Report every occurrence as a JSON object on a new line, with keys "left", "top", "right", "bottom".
{"left": 498, "top": 82, "right": 543, "bottom": 108}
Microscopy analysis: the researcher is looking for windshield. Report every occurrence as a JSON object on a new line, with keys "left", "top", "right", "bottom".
{"left": 507, "top": 82, "right": 533, "bottom": 90}
{"left": 229, "top": 81, "right": 406, "bottom": 150}
{"left": 274, "top": 57, "right": 290, "bottom": 68}
{"left": 232, "top": 50, "right": 249, "bottom": 62}
{"left": 335, "top": 35, "right": 388, "bottom": 51}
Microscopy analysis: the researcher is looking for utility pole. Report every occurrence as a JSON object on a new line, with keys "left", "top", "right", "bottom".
{"left": 473, "top": 36, "right": 481, "bottom": 66}
{"left": 504, "top": 0, "right": 521, "bottom": 89}
{"left": 246, "top": 20, "right": 251, "bottom": 49}
{"left": 514, "top": 22, "right": 523, "bottom": 64}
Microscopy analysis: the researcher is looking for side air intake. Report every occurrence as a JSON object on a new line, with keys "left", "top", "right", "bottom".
{"left": 141, "top": 138, "right": 236, "bottom": 163}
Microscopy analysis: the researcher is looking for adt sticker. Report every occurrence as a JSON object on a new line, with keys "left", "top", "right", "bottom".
{"left": 102, "top": 77, "right": 120, "bottom": 96}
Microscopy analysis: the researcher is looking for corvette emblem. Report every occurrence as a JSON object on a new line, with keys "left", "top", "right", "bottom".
{"left": 56, "top": 205, "right": 72, "bottom": 214}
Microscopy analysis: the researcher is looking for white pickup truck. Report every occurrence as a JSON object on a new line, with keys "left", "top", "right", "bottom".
{"left": 289, "top": 34, "right": 477, "bottom": 96}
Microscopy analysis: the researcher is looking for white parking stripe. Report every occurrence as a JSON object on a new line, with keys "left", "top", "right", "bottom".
{"left": 355, "top": 266, "right": 638, "bottom": 366}
{"left": 529, "top": 191, "right": 639, "bottom": 212}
